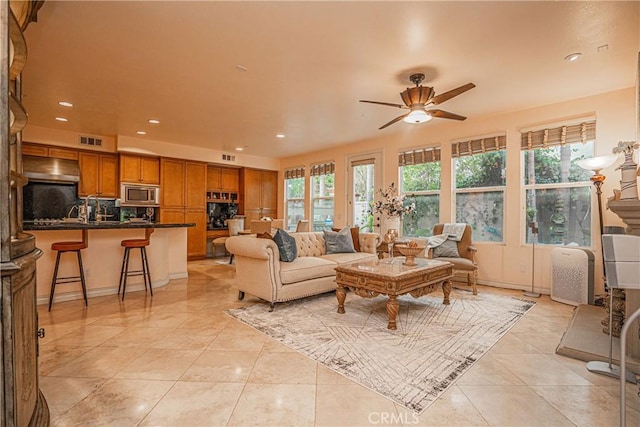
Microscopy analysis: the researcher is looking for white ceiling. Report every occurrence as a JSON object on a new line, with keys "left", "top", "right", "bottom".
{"left": 21, "top": 1, "right": 639, "bottom": 159}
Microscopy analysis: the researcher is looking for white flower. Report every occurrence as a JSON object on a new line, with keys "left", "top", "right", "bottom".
{"left": 372, "top": 182, "right": 415, "bottom": 219}
{"left": 612, "top": 140, "right": 639, "bottom": 155}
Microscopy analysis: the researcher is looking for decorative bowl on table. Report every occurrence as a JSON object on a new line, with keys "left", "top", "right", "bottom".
{"left": 395, "top": 244, "right": 425, "bottom": 266}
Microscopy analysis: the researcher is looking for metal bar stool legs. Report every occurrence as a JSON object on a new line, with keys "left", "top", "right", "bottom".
{"left": 48, "top": 234, "right": 89, "bottom": 311}
{"left": 119, "top": 229, "right": 154, "bottom": 300}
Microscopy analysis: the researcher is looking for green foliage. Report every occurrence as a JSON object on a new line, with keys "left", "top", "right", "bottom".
{"left": 455, "top": 151, "right": 506, "bottom": 189}
{"left": 401, "top": 163, "right": 441, "bottom": 192}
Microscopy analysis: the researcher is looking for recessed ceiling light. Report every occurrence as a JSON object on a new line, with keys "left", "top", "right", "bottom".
{"left": 276, "top": 133, "right": 285, "bottom": 138}
{"left": 55, "top": 117, "right": 68, "bottom": 122}
{"left": 564, "top": 52, "right": 581, "bottom": 62}
{"left": 236, "top": 65, "right": 248, "bottom": 71}
{"left": 136, "top": 131, "right": 147, "bottom": 135}
{"left": 58, "top": 101, "right": 73, "bottom": 107}
{"left": 235, "top": 147, "right": 244, "bottom": 151}
{"left": 148, "top": 119, "right": 160, "bottom": 124}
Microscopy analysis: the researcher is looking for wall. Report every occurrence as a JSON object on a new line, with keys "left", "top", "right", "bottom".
{"left": 279, "top": 87, "right": 637, "bottom": 296}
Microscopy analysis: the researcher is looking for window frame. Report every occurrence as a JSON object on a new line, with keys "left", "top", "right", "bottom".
{"left": 284, "top": 166, "right": 306, "bottom": 231}
{"left": 399, "top": 158, "right": 441, "bottom": 238}
{"left": 310, "top": 163, "right": 335, "bottom": 231}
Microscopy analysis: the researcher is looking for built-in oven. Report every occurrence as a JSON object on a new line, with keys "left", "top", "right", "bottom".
{"left": 120, "top": 183, "right": 160, "bottom": 206}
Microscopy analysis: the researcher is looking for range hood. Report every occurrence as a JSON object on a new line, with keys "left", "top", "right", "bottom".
{"left": 23, "top": 155, "right": 80, "bottom": 183}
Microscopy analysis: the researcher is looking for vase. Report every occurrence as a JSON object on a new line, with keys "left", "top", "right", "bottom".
{"left": 618, "top": 152, "right": 639, "bottom": 200}
{"left": 381, "top": 216, "right": 401, "bottom": 238}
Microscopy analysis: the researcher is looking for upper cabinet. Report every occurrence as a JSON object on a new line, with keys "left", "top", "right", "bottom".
{"left": 78, "top": 152, "right": 118, "bottom": 197}
{"left": 160, "top": 158, "right": 207, "bottom": 210}
{"left": 22, "top": 142, "right": 78, "bottom": 160}
{"left": 240, "top": 168, "right": 278, "bottom": 223}
{"left": 207, "top": 165, "right": 239, "bottom": 202}
{"left": 120, "top": 154, "right": 160, "bottom": 185}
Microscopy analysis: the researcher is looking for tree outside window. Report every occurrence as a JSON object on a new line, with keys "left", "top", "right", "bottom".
{"left": 285, "top": 173, "right": 305, "bottom": 231}
{"left": 401, "top": 161, "right": 440, "bottom": 237}
{"left": 311, "top": 163, "right": 335, "bottom": 231}
{"left": 454, "top": 149, "right": 506, "bottom": 242}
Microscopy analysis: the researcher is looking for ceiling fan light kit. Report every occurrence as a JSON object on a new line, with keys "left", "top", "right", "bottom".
{"left": 360, "top": 73, "right": 475, "bottom": 129}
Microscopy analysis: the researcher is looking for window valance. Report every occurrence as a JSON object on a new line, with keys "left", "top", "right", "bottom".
{"left": 284, "top": 166, "right": 305, "bottom": 179}
{"left": 520, "top": 120, "right": 596, "bottom": 150}
{"left": 398, "top": 147, "right": 441, "bottom": 166}
{"left": 310, "top": 162, "right": 335, "bottom": 176}
{"left": 451, "top": 134, "right": 506, "bottom": 158}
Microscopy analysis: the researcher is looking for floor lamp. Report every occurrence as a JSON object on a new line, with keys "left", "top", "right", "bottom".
{"left": 576, "top": 155, "right": 636, "bottom": 383}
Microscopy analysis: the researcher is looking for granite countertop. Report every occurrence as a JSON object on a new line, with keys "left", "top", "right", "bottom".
{"left": 23, "top": 220, "right": 195, "bottom": 231}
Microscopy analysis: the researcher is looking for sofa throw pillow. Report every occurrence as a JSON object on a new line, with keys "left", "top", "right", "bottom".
{"left": 273, "top": 229, "right": 297, "bottom": 262}
{"left": 324, "top": 228, "right": 356, "bottom": 254}
{"left": 433, "top": 239, "right": 460, "bottom": 258}
{"left": 332, "top": 227, "right": 361, "bottom": 252}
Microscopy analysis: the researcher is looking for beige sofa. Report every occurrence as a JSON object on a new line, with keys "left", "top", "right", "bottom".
{"left": 225, "top": 231, "right": 380, "bottom": 310}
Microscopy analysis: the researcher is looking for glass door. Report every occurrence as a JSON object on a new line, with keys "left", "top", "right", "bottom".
{"left": 347, "top": 152, "right": 382, "bottom": 232}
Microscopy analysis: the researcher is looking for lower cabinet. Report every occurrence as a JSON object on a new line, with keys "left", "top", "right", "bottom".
{"left": 161, "top": 208, "right": 207, "bottom": 260}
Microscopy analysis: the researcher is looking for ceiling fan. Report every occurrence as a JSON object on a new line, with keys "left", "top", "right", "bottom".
{"left": 360, "top": 73, "right": 475, "bottom": 130}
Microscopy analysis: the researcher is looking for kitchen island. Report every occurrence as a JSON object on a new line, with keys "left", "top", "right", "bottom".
{"left": 23, "top": 221, "right": 194, "bottom": 306}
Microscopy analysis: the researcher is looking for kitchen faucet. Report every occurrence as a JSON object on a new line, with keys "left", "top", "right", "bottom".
{"left": 84, "top": 195, "right": 102, "bottom": 222}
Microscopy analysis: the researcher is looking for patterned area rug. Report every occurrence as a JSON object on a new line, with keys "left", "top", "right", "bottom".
{"left": 226, "top": 290, "right": 535, "bottom": 413}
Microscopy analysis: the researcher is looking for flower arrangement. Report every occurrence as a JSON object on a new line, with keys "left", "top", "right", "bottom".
{"left": 612, "top": 140, "right": 639, "bottom": 155}
{"left": 372, "top": 182, "right": 415, "bottom": 218}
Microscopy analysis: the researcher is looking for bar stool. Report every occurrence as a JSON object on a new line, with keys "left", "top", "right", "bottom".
{"left": 119, "top": 228, "right": 154, "bottom": 300}
{"left": 49, "top": 230, "right": 88, "bottom": 311}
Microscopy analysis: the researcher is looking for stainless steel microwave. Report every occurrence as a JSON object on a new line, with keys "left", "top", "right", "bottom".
{"left": 120, "top": 183, "right": 160, "bottom": 206}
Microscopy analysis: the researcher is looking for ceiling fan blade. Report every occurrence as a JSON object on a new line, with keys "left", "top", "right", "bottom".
{"left": 379, "top": 113, "right": 409, "bottom": 129}
{"left": 429, "top": 83, "right": 476, "bottom": 105}
{"left": 360, "top": 100, "right": 407, "bottom": 109}
{"left": 428, "top": 109, "right": 467, "bottom": 121}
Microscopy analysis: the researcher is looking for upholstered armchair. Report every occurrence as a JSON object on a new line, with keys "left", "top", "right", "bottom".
{"left": 429, "top": 223, "right": 478, "bottom": 295}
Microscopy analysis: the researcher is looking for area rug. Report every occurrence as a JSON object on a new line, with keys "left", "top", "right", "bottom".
{"left": 226, "top": 290, "right": 535, "bottom": 413}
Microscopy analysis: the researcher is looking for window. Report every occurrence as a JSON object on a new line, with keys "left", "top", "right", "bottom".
{"left": 522, "top": 120, "right": 595, "bottom": 246}
{"left": 453, "top": 135, "right": 507, "bottom": 242}
{"left": 310, "top": 162, "right": 335, "bottom": 231}
{"left": 284, "top": 167, "right": 305, "bottom": 231}
{"left": 399, "top": 147, "right": 441, "bottom": 237}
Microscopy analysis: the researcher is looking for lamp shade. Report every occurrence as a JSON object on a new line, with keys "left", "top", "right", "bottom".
{"left": 575, "top": 155, "right": 618, "bottom": 173}
{"left": 403, "top": 109, "right": 432, "bottom": 124}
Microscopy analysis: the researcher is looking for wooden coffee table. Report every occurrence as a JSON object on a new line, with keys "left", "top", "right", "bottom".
{"left": 335, "top": 257, "right": 453, "bottom": 330}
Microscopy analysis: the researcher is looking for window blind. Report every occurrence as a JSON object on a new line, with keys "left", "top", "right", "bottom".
{"left": 520, "top": 120, "right": 596, "bottom": 151}
{"left": 350, "top": 158, "right": 375, "bottom": 167}
{"left": 451, "top": 134, "right": 506, "bottom": 158}
{"left": 398, "top": 147, "right": 441, "bottom": 166}
{"left": 284, "top": 166, "right": 305, "bottom": 179}
{"left": 310, "top": 161, "right": 335, "bottom": 176}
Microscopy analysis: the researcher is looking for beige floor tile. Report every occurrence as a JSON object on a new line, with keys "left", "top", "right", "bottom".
{"left": 152, "top": 327, "right": 220, "bottom": 349}
{"left": 512, "top": 330, "right": 565, "bottom": 354}
{"left": 598, "top": 383, "right": 640, "bottom": 412}
{"left": 456, "top": 354, "right": 525, "bottom": 386}
{"left": 115, "top": 348, "right": 202, "bottom": 380}
{"left": 248, "top": 351, "right": 317, "bottom": 384}
{"left": 48, "top": 325, "right": 126, "bottom": 347}
{"left": 48, "top": 346, "right": 147, "bottom": 378}
{"left": 39, "top": 376, "right": 106, "bottom": 421}
{"left": 51, "top": 378, "right": 173, "bottom": 426}
{"left": 208, "top": 326, "right": 267, "bottom": 351}
{"left": 181, "top": 350, "right": 259, "bottom": 382}
{"left": 315, "top": 383, "right": 400, "bottom": 426}
{"left": 459, "top": 385, "right": 574, "bottom": 426}
{"left": 136, "top": 310, "right": 195, "bottom": 328}
{"left": 531, "top": 384, "right": 640, "bottom": 426}
{"left": 409, "top": 385, "right": 489, "bottom": 426}
{"left": 99, "top": 326, "right": 174, "bottom": 348}
{"left": 139, "top": 381, "right": 244, "bottom": 426}
{"left": 261, "top": 337, "right": 296, "bottom": 352}
{"left": 177, "top": 311, "right": 232, "bottom": 329}
{"left": 493, "top": 353, "right": 594, "bottom": 385}
{"left": 37, "top": 323, "right": 83, "bottom": 345}
{"left": 227, "top": 383, "right": 316, "bottom": 426}
{"left": 38, "top": 345, "right": 93, "bottom": 376}
{"left": 488, "top": 333, "right": 541, "bottom": 354}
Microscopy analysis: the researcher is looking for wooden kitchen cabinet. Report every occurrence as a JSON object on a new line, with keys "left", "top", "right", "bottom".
{"left": 78, "top": 152, "right": 118, "bottom": 197}
{"left": 22, "top": 142, "right": 78, "bottom": 160}
{"left": 160, "top": 158, "right": 207, "bottom": 259}
{"left": 120, "top": 154, "right": 160, "bottom": 185}
{"left": 240, "top": 168, "right": 278, "bottom": 227}
{"left": 208, "top": 165, "right": 239, "bottom": 192}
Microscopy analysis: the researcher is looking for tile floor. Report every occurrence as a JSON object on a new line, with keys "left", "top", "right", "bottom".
{"left": 38, "top": 259, "right": 640, "bottom": 426}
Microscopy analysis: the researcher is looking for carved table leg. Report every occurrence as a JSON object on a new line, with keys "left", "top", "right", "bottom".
{"left": 386, "top": 295, "right": 399, "bottom": 330}
{"left": 442, "top": 279, "right": 451, "bottom": 305}
{"left": 336, "top": 284, "right": 346, "bottom": 314}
